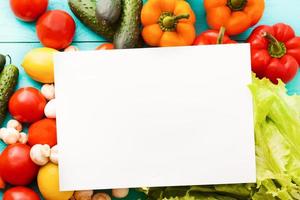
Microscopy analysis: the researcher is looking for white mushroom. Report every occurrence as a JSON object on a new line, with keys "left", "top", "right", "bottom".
{"left": 92, "top": 193, "right": 111, "bottom": 200}
{"left": 18, "top": 132, "right": 28, "bottom": 144}
{"left": 0, "top": 128, "right": 6, "bottom": 139}
{"left": 41, "top": 84, "right": 55, "bottom": 100}
{"left": 1, "top": 128, "right": 20, "bottom": 144}
{"left": 30, "top": 144, "right": 51, "bottom": 166}
{"left": 50, "top": 145, "right": 58, "bottom": 164}
{"left": 74, "top": 190, "right": 93, "bottom": 200}
{"left": 64, "top": 45, "right": 79, "bottom": 52}
{"left": 112, "top": 189, "right": 129, "bottom": 198}
{"left": 7, "top": 119, "right": 22, "bottom": 132}
{"left": 44, "top": 99, "right": 56, "bottom": 118}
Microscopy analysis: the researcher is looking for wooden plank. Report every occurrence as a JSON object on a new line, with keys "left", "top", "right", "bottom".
{"left": 1, "top": 0, "right": 300, "bottom": 43}
{"left": 287, "top": 73, "right": 300, "bottom": 95}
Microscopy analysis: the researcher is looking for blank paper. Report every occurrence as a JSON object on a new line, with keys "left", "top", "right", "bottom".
{"left": 54, "top": 44, "right": 256, "bottom": 191}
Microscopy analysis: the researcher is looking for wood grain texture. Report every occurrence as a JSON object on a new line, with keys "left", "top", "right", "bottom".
{"left": 1, "top": 0, "right": 300, "bottom": 42}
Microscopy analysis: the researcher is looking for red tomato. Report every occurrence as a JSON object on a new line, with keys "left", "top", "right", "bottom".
{"left": 28, "top": 118, "right": 57, "bottom": 147}
{"left": 95, "top": 43, "right": 115, "bottom": 50}
{"left": 36, "top": 10, "right": 76, "bottom": 50}
{"left": 9, "top": 0, "right": 48, "bottom": 22}
{"left": 9, "top": 87, "right": 46, "bottom": 123}
{"left": 3, "top": 187, "right": 40, "bottom": 200}
{"left": 0, "top": 144, "right": 39, "bottom": 186}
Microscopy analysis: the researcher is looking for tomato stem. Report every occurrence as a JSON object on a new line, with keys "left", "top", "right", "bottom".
{"left": 262, "top": 32, "right": 287, "bottom": 58}
{"left": 159, "top": 12, "right": 190, "bottom": 32}
{"left": 227, "top": 0, "right": 248, "bottom": 11}
{"left": 217, "top": 27, "right": 226, "bottom": 44}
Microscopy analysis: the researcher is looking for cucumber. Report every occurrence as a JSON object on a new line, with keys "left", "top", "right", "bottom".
{"left": 68, "top": 0, "right": 117, "bottom": 41}
{"left": 96, "top": 0, "right": 121, "bottom": 24}
{"left": 0, "top": 54, "right": 6, "bottom": 73}
{"left": 113, "top": 0, "right": 143, "bottom": 49}
{"left": 0, "top": 65, "right": 19, "bottom": 125}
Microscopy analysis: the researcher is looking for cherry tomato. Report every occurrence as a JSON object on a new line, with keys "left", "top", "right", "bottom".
{"left": 0, "top": 144, "right": 39, "bottom": 186}
{"left": 9, "top": 0, "right": 48, "bottom": 22}
{"left": 36, "top": 10, "right": 76, "bottom": 50}
{"left": 9, "top": 87, "right": 46, "bottom": 123}
{"left": 28, "top": 118, "right": 57, "bottom": 147}
{"left": 95, "top": 43, "right": 115, "bottom": 50}
{"left": 3, "top": 187, "right": 40, "bottom": 200}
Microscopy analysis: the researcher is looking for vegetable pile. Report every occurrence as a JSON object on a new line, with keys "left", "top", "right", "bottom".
{"left": 1, "top": 0, "right": 300, "bottom": 199}
{"left": 142, "top": 76, "right": 300, "bottom": 200}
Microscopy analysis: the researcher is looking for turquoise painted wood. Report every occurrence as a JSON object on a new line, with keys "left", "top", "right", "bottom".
{"left": 1, "top": 0, "right": 300, "bottom": 42}
{"left": 0, "top": 0, "right": 300, "bottom": 199}
{"left": 287, "top": 74, "right": 300, "bottom": 95}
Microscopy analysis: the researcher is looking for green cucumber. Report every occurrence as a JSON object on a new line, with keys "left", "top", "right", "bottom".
{"left": 0, "top": 65, "right": 19, "bottom": 125}
{"left": 96, "top": 0, "right": 121, "bottom": 24}
{"left": 113, "top": 0, "right": 143, "bottom": 49}
{"left": 68, "top": 0, "right": 117, "bottom": 41}
{"left": 0, "top": 54, "right": 6, "bottom": 73}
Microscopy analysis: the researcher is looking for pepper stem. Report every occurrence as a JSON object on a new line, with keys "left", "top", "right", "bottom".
{"left": 159, "top": 13, "right": 190, "bottom": 31}
{"left": 217, "top": 27, "right": 226, "bottom": 44}
{"left": 262, "top": 32, "right": 287, "bottom": 58}
{"left": 6, "top": 55, "right": 11, "bottom": 65}
{"left": 227, "top": 0, "right": 248, "bottom": 11}
{"left": 162, "top": 14, "right": 189, "bottom": 28}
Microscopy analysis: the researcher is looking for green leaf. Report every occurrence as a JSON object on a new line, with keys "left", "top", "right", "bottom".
{"left": 250, "top": 76, "right": 300, "bottom": 199}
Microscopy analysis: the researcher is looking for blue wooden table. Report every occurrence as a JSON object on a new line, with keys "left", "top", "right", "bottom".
{"left": 0, "top": 0, "right": 300, "bottom": 199}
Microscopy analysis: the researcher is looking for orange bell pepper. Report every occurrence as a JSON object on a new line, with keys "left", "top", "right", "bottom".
{"left": 141, "top": 0, "right": 196, "bottom": 47}
{"left": 204, "top": 0, "right": 265, "bottom": 36}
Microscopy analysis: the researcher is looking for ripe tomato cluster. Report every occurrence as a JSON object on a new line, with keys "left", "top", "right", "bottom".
{"left": 9, "top": 0, "right": 76, "bottom": 50}
{"left": 0, "top": 87, "right": 57, "bottom": 199}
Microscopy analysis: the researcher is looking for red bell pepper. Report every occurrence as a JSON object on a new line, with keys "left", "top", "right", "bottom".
{"left": 247, "top": 23, "right": 300, "bottom": 84}
{"left": 193, "top": 27, "right": 237, "bottom": 45}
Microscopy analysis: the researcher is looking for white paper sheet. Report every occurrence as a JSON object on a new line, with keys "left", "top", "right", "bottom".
{"left": 54, "top": 44, "right": 256, "bottom": 191}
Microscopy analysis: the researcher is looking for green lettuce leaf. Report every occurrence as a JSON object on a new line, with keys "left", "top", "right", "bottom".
{"left": 250, "top": 76, "right": 300, "bottom": 199}
{"left": 143, "top": 184, "right": 253, "bottom": 200}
